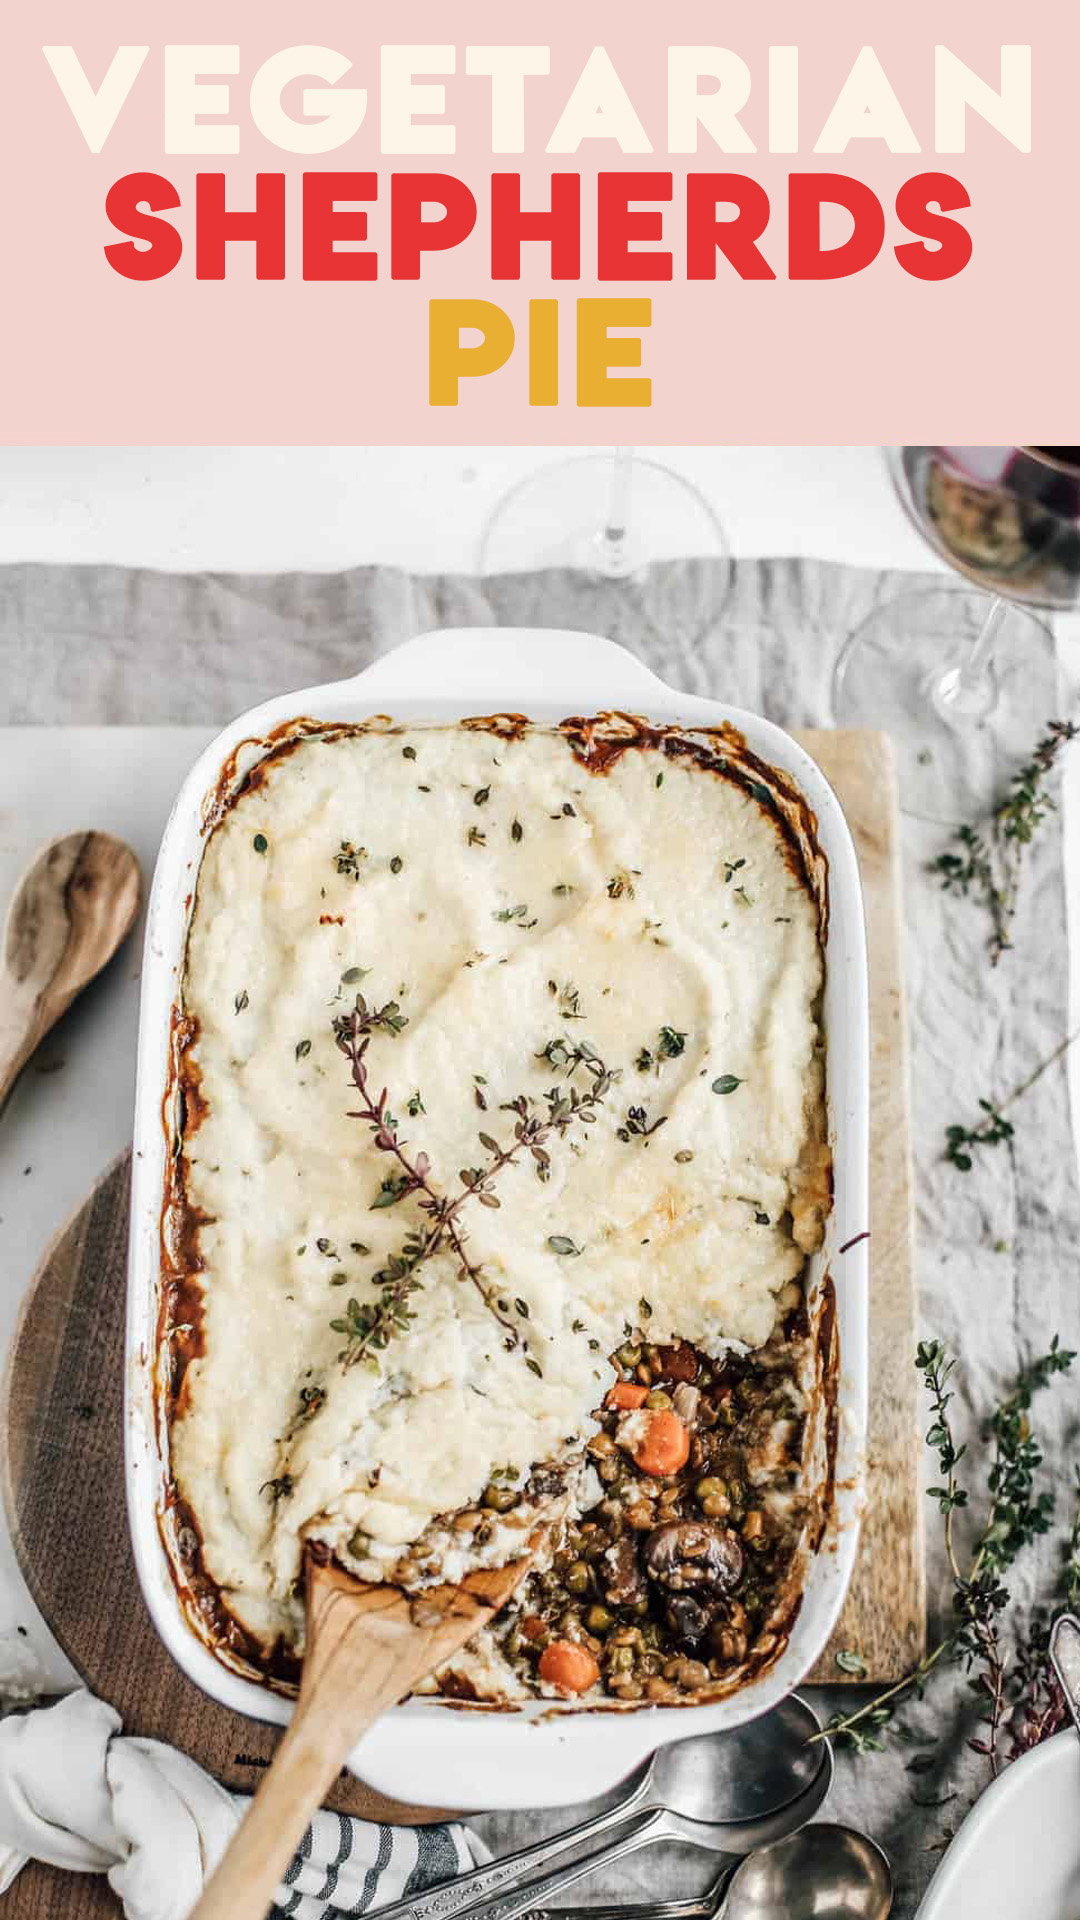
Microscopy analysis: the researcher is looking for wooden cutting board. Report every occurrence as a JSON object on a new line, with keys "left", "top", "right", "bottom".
{"left": 0, "top": 728, "right": 922, "bottom": 1918}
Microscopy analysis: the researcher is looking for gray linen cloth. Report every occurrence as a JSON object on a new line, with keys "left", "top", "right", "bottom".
{"left": 2, "top": 555, "right": 1077, "bottom": 1920}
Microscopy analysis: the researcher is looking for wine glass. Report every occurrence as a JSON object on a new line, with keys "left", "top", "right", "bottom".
{"left": 833, "top": 447, "right": 1079, "bottom": 818}
{"left": 476, "top": 449, "right": 732, "bottom": 649}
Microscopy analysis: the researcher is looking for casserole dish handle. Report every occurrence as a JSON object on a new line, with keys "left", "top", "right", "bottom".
{"left": 354, "top": 628, "right": 670, "bottom": 708}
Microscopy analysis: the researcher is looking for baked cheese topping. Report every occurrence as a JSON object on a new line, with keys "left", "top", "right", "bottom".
{"left": 171, "top": 721, "right": 826, "bottom": 1655}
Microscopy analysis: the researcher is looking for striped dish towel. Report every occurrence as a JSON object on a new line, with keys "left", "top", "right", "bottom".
{"left": 0, "top": 1690, "right": 486, "bottom": 1920}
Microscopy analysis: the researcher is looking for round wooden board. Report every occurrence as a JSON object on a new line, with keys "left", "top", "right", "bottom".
{"left": 0, "top": 1153, "right": 455, "bottom": 1920}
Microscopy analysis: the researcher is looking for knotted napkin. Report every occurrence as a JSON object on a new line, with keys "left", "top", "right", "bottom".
{"left": 0, "top": 1690, "right": 484, "bottom": 1920}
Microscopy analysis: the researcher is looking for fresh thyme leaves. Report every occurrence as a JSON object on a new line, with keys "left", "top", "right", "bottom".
{"left": 511, "top": 818, "right": 524, "bottom": 843}
{"left": 1062, "top": 1468, "right": 1080, "bottom": 1613}
{"left": 406, "top": 1090, "right": 426, "bottom": 1116}
{"left": 548, "top": 1235, "right": 582, "bottom": 1256}
{"left": 341, "top": 966, "right": 369, "bottom": 986}
{"left": 819, "top": 1336, "right": 1076, "bottom": 1770}
{"left": 333, "top": 998, "right": 614, "bottom": 1363}
{"left": 371, "top": 1174, "right": 410, "bottom": 1210}
{"left": 261, "top": 1474, "right": 293, "bottom": 1502}
{"left": 467, "top": 826, "right": 487, "bottom": 847}
{"left": 835, "top": 1649, "right": 869, "bottom": 1676}
{"left": 474, "top": 786, "right": 491, "bottom": 806}
{"left": 283, "top": 1384, "right": 326, "bottom": 1437}
{"left": 557, "top": 982, "right": 584, "bottom": 1021}
{"left": 552, "top": 882, "right": 574, "bottom": 896}
{"left": 295, "top": 1039, "right": 311, "bottom": 1060}
{"left": 712, "top": 1075, "right": 743, "bottom": 1096}
{"left": 998, "top": 720, "right": 1080, "bottom": 845}
{"left": 733, "top": 886, "right": 754, "bottom": 909}
{"left": 945, "top": 1102, "right": 1013, "bottom": 1171}
{"left": 402, "top": 745, "right": 417, "bottom": 760}
{"left": 933, "top": 719, "right": 1079, "bottom": 964}
{"left": 723, "top": 858, "right": 746, "bottom": 883}
{"left": 943, "top": 1028, "right": 1080, "bottom": 1173}
{"left": 607, "top": 868, "right": 639, "bottom": 899}
{"left": 617, "top": 1105, "right": 668, "bottom": 1142}
{"left": 253, "top": 834, "right": 268, "bottom": 854}
{"left": 389, "top": 855, "right": 404, "bottom": 874}
{"left": 658, "top": 1026, "right": 687, "bottom": 1059}
{"left": 494, "top": 903, "right": 532, "bottom": 924}
{"left": 234, "top": 990, "right": 249, "bottom": 1014}
{"left": 536, "top": 1035, "right": 619, "bottom": 1093}
{"left": 335, "top": 842, "right": 366, "bottom": 880}
{"left": 635, "top": 1048, "right": 654, "bottom": 1073}
{"left": 330, "top": 1249, "right": 424, "bottom": 1370}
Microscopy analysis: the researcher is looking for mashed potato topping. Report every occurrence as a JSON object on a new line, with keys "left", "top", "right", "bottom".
{"left": 169, "top": 719, "right": 827, "bottom": 1660}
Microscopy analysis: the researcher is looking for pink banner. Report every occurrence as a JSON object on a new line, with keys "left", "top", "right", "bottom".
{"left": 2, "top": 0, "right": 1075, "bottom": 442}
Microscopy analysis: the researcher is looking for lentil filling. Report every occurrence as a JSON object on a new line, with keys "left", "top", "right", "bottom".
{"left": 481, "top": 1306, "right": 810, "bottom": 1704}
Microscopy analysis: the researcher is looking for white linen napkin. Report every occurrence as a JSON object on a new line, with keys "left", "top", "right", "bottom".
{"left": 0, "top": 1690, "right": 484, "bottom": 1919}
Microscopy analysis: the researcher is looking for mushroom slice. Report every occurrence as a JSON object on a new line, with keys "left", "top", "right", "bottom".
{"left": 644, "top": 1520, "right": 744, "bottom": 1594}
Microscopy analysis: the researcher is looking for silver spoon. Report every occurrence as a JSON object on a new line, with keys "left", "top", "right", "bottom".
{"left": 548, "top": 1823, "right": 888, "bottom": 1920}
{"left": 457, "top": 1733, "right": 835, "bottom": 1920}
{"left": 720, "top": 1823, "right": 892, "bottom": 1919}
{"left": 381, "top": 1695, "right": 825, "bottom": 1920}
{"left": 1050, "top": 1612, "right": 1080, "bottom": 1732}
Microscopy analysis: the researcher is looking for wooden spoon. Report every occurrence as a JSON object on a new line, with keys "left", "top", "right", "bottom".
{"left": 0, "top": 831, "right": 141, "bottom": 1115}
{"left": 191, "top": 1547, "right": 536, "bottom": 1920}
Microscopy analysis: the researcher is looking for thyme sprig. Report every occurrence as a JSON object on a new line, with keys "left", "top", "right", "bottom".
{"left": 818, "top": 1336, "right": 1075, "bottom": 1761}
{"left": 1003, "top": 1470, "right": 1080, "bottom": 1759}
{"left": 943, "top": 1026, "right": 1080, "bottom": 1172}
{"left": 933, "top": 719, "right": 1078, "bottom": 965}
{"left": 331, "top": 997, "right": 614, "bottom": 1369}
{"left": 944, "top": 1102, "right": 1013, "bottom": 1172}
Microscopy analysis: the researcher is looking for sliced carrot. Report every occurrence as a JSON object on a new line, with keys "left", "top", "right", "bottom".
{"left": 538, "top": 1641, "right": 601, "bottom": 1695}
{"left": 632, "top": 1409, "right": 690, "bottom": 1477}
{"left": 520, "top": 1614, "right": 546, "bottom": 1642}
{"left": 606, "top": 1381, "right": 649, "bottom": 1411}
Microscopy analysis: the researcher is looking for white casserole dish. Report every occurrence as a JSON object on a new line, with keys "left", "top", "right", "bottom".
{"left": 126, "top": 626, "right": 869, "bottom": 1811}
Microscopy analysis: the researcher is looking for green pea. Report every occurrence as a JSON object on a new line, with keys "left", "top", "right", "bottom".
{"left": 483, "top": 1484, "right": 519, "bottom": 1512}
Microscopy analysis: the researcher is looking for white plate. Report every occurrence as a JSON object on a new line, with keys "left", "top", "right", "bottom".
{"left": 917, "top": 1732, "right": 1080, "bottom": 1919}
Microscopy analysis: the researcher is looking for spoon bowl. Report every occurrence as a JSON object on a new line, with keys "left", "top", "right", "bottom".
{"left": 722, "top": 1823, "right": 892, "bottom": 1920}
{"left": 0, "top": 831, "right": 141, "bottom": 1114}
{"left": 649, "top": 1693, "right": 824, "bottom": 1824}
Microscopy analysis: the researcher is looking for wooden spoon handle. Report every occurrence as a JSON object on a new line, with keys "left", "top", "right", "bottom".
{"left": 0, "top": 1026, "right": 35, "bottom": 1116}
{"left": 188, "top": 1689, "right": 388, "bottom": 1920}
{"left": 190, "top": 1536, "right": 531, "bottom": 1917}
{"left": 190, "top": 1595, "right": 416, "bottom": 1920}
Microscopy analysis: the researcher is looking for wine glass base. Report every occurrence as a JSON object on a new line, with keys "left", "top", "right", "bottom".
{"left": 832, "top": 587, "right": 1057, "bottom": 821}
{"left": 476, "top": 453, "right": 732, "bottom": 647}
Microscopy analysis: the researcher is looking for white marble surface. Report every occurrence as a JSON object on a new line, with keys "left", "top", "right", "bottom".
{"left": 0, "top": 446, "right": 931, "bottom": 576}
{"left": 0, "top": 445, "right": 1078, "bottom": 1711}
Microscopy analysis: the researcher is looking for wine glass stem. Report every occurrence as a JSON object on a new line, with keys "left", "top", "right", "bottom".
{"left": 961, "top": 594, "right": 1007, "bottom": 683}
{"left": 930, "top": 594, "right": 1005, "bottom": 722}
{"left": 602, "top": 447, "right": 634, "bottom": 553}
